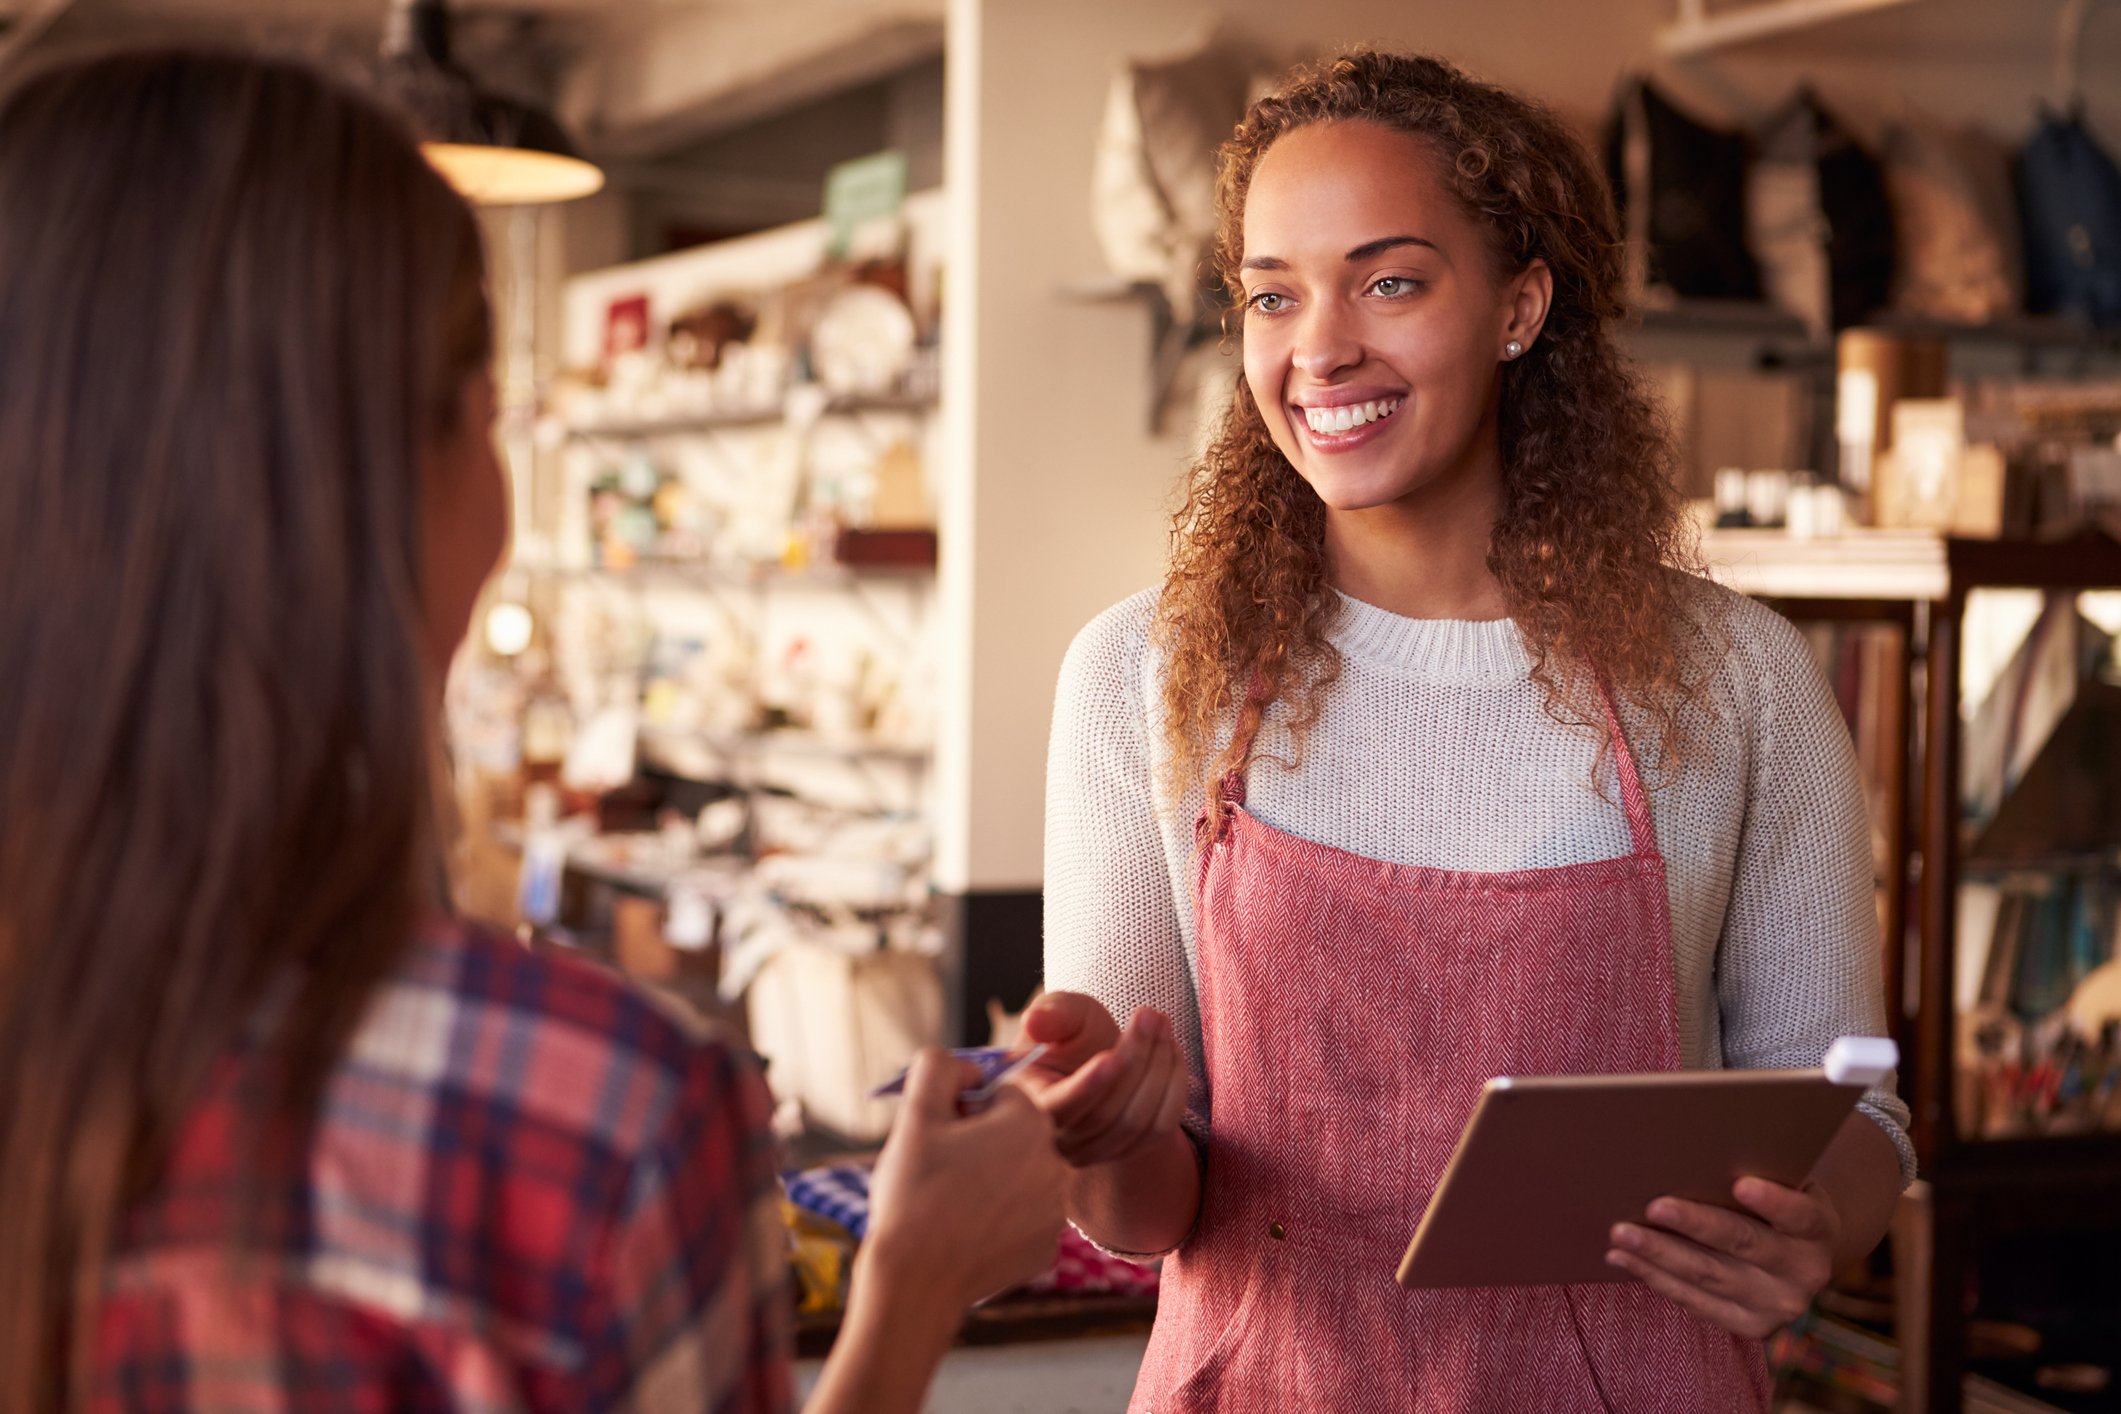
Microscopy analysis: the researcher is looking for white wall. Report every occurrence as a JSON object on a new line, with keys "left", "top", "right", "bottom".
{"left": 939, "top": 0, "right": 2121, "bottom": 894}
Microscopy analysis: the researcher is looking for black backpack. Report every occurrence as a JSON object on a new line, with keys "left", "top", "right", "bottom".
{"left": 2017, "top": 108, "right": 2121, "bottom": 328}
{"left": 1604, "top": 78, "right": 1763, "bottom": 304}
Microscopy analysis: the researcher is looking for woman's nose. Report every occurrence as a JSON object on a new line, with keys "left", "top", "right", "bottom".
{"left": 1290, "top": 303, "right": 1362, "bottom": 381}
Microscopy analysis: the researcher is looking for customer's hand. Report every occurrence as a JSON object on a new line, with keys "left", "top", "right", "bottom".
{"left": 1606, "top": 1177, "right": 1842, "bottom": 1338}
{"left": 863, "top": 1048, "right": 1066, "bottom": 1309}
{"left": 1016, "top": 991, "right": 1188, "bottom": 1168}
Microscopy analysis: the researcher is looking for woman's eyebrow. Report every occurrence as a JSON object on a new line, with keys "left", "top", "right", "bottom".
{"left": 1344, "top": 234, "right": 1439, "bottom": 261}
{"left": 1239, "top": 234, "right": 1441, "bottom": 273}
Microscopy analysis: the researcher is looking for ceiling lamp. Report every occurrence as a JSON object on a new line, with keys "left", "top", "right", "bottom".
{"left": 380, "top": 0, "right": 604, "bottom": 207}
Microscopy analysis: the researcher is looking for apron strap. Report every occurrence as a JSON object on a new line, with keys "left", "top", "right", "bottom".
{"left": 1220, "top": 671, "right": 1271, "bottom": 809}
{"left": 1592, "top": 675, "right": 1658, "bottom": 859}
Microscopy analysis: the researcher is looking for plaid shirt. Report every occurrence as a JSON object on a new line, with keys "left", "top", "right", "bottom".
{"left": 91, "top": 919, "right": 794, "bottom": 1413}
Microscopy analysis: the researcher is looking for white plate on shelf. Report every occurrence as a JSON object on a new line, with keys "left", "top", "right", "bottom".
{"left": 810, "top": 284, "right": 916, "bottom": 397}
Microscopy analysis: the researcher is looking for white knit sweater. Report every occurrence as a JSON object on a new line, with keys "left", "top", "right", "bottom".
{"left": 1043, "top": 581, "right": 1916, "bottom": 1182}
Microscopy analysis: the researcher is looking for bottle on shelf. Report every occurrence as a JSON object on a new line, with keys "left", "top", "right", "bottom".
{"left": 519, "top": 654, "right": 574, "bottom": 792}
{"left": 516, "top": 782, "right": 567, "bottom": 939}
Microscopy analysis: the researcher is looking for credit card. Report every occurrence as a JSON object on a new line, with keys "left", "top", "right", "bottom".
{"left": 869, "top": 1044, "right": 1049, "bottom": 1103}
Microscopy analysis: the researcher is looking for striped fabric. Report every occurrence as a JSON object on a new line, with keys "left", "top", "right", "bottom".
{"left": 781, "top": 1164, "right": 874, "bottom": 1241}
{"left": 90, "top": 919, "right": 795, "bottom": 1413}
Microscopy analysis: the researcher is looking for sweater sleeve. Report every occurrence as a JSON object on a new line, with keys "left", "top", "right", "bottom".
{"left": 1043, "top": 595, "right": 1211, "bottom": 1135}
{"left": 1715, "top": 606, "right": 1918, "bottom": 1185}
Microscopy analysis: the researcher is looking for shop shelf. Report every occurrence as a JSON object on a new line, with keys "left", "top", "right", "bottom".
{"left": 561, "top": 391, "right": 937, "bottom": 441}
{"left": 638, "top": 725, "right": 930, "bottom": 768}
{"left": 1627, "top": 302, "right": 2121, "bottom": 366}
{"left": 1656, "top": 0, "right": 1922, "bottom": 58}
{"left": 515, "top": 558, "right": 933, "bottom": 589}
{"left": 1701, "top": 527, "right": 1951, "bottom": 601}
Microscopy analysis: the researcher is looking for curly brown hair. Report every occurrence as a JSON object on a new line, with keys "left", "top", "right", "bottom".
{"left": 1154, "top": 50, "right": 1711, "bottom": 802}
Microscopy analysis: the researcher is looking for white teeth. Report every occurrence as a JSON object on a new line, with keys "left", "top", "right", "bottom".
{"left": 1303, "top": 398, "right": 1400, "bottom": 434}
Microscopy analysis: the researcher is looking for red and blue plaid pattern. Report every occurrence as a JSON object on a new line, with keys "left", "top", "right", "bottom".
{"left": 90, "top": 919, "right": 794, "bottom": 1413}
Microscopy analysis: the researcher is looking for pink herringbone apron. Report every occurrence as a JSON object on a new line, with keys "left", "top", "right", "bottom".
{"left": 1129, "top": 688, "right": 1770, "bottom": 1413}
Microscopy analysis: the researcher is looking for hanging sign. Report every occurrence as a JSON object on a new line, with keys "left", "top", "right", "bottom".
{"left": 823, "top": 150, "right": 909, "bottom": 259}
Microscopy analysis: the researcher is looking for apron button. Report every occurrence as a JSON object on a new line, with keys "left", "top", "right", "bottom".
{"left": 1268, "top": 1220, "right": 1287, "bottom": 1240}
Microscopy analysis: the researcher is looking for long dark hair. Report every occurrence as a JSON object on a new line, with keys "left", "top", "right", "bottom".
{"left": 1156, "top": 51, "right": 1709, "bottom": 799}
{"left": 0, "top": 49, "right": 490, "bottom": 1408}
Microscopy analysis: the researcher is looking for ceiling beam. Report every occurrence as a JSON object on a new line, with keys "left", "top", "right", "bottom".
{"left": 558, "top": 0, "right": 943, "bottom": 160}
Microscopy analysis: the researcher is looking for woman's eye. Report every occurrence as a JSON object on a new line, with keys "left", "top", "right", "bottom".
{"left": 1246, "top": 291, "right": 1288, "bottom": 314}
{"left": 1372, "top": 276, "right": 1419, "bottom": 297}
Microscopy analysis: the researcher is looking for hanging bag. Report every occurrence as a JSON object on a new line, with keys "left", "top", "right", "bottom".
{"left": 2017, "top": 107, "right": 2121, "bottom": 329}
{"left": 1881, "top": 105, "right": 2023, "bottom": 326}
{"left": 1604, "top": 77, "right": 1763, "bottom": 305}
{"left": 1747, "top": 87, "right": 1897, "bottom": 337}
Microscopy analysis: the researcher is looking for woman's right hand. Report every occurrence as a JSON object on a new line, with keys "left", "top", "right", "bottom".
{"left": 862, "top": 1048, "right": 1066, "bottom": 1309}
{"left": 1018, "top": 991, "right": 1189, "bottom": 1168}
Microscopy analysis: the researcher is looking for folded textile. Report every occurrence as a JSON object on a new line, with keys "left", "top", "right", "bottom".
{"left": 783, "top": 1163, "right": 873, "bottom": 1240}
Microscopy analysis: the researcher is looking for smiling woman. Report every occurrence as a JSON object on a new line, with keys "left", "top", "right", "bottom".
{"left": 1171, "top": 59, "right": 1702, "bottom": 795}
{"left": 1030, "top": 49, "right": 1914, "bottom": 1414}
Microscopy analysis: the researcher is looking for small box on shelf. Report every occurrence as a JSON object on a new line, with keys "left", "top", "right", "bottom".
{"left": 834, "top": 526, "right": 936, "bottom": 569}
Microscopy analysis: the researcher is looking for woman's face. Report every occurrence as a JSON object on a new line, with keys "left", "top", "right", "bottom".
{"left": 419, "top": 370, "right": 508, "bottom": 683}
{"left": 1238, "top": 120, "right": 1548, "bottom": 515}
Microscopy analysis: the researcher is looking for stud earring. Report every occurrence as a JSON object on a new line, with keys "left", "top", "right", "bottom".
{"left": 1504, "top": 340, "right": 1524, "bottom": 359}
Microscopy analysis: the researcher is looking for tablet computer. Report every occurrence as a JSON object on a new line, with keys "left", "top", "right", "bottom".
{"left": 1395, "top": 1038, "right": 1895, "bottom": 1290}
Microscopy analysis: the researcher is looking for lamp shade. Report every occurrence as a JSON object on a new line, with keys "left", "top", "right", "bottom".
{"left": 381, "top": 0, "right": 604, "bottom": 206}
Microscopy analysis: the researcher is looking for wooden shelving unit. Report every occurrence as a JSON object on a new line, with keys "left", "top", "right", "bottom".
{"left": 1700, "top": 524, "right": 2121, "bottom": 1413}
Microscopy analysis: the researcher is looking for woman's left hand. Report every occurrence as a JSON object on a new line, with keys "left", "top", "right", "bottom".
{"left": 1605, "top": 1177, "right": 1841, "bottom": 1338}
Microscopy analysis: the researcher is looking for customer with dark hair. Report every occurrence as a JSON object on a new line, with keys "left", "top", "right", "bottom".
{"left": 0, "top": 48, "right": 1060, "bottom": 1414}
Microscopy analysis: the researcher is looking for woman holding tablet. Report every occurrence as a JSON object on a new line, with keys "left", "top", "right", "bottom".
{"left": 1029, "top": 51, "right": 1912, "bottom": 1410}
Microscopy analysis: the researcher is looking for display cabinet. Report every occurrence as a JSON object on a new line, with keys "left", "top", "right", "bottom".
{"left": 1704, "top": 525, "right": 2121, "bottom": 1413}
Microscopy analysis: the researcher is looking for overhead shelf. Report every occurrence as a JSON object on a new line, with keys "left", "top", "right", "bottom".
{"left": 1656, "top": 0, "right": 1923, "bottom": 58}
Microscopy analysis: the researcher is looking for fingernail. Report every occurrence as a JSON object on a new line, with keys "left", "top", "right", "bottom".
{"left": 1647, "top": 1200, "right": 1677, "bottom": 1223}
{"left": 1606, "top": 1250, "right": 1628, "bottom": 1269}
{"left": 1611, "top": 1224, "right": 1638, "bottom": 1248}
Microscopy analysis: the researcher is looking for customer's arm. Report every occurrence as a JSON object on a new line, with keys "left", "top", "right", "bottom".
{"left": 806, "top": 1052, "right": 1068, "bottom": 1414}
{"left": 586, "top": 1038, "right": 800, "bottom": 1413}
{"left": 588, "top": 1044, "right": 1063, "bottom": 1414}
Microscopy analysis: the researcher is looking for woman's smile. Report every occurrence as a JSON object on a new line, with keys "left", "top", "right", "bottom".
{"left": 1293, "top": 394, "right": 1406, "bottom": 451}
